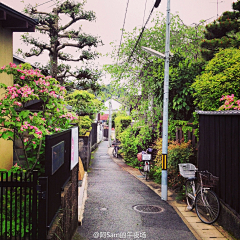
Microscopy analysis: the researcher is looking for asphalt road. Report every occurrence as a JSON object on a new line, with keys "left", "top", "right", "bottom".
{"left": 77, "top": 141, "right": 196, "bottom": 240}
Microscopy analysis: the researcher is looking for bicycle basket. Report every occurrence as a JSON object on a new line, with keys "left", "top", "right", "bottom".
{"left": 178, "top": 163, "right": 197, "bottom": 178}
{"left": 200, "top": 172, "right": 219, "bottom": 187}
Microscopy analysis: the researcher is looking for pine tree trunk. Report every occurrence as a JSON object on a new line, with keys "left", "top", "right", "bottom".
{"left": 49, "top": 8, "right": 60, "bottom": 83}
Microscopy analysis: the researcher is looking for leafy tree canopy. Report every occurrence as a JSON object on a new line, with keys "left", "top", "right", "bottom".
{"left": 65, "top": 89, "right": 103, "bottom": 117}
{"left": 201, "top": 0, "right": 240, "bottom": 60}
{"left": 18, "top": 0, "right": 103, "bottom": 92}
{"left": 192, "top": 48, "right": 240, "bottom": 111}
{"left": 104, "top": 13, "right": 205, "bottom": 122}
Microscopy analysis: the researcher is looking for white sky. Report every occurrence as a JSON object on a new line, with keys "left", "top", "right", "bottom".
{"left": 0, "top": 0, "right": 233, "bottom": 83}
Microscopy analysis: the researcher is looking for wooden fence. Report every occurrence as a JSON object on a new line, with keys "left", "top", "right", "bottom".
{"left": 197, "top": 111, "right": 240, "bottom": 239}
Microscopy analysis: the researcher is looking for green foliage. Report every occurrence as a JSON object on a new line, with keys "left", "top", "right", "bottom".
{"left": 167, "top": 120, "right": 197, "bottom": 142}
{"left": 114, "top": 115, "right": 132, "bottom": 139}
{"left": 201, "top": 0, "right": 240, "bottom": 60}
{"left": 152, "top": 138, "right": 194, "bottom": 189}
{"left": 74, "top": 115, "right": 92, "bottom": 136}
{"left": 0, "top": 170, "right": 33, "bottom": 238}
{"left": 0, "top": 63, "right": 77, "bottom": 173}
{"left": 104, "top": 13, "right": 205, "bottom": 123}
{"left": 118, "top": 120, "right": 156, "bottom": 166}
{"left": 65, "top": 90, "right": 103, "bottom": 117}
{"left": 20, "top": 0, "right": 103, "bottom": 91}
{"left": 118, "top": 127, "right": 139, "bottom": 166}
{"left": 192, "top": 48, "right": 240, "bottom": 111}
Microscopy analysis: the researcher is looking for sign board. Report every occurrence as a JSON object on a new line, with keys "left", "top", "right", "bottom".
{"left": 71, "top": 126, "right": 79, "bottom": 170}
{"left": 52, "top": 141, "right": 64, "bottom": 174}
{"left": 142, "top": 154, "right": 151, "bottom": 161}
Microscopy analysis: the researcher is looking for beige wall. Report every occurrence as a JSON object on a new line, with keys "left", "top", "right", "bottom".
{"left": 0, "top": 22, "right": 13, "bottom": 170}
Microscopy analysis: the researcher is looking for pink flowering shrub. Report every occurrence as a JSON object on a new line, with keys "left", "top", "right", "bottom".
{"left": 0, "top": 63, "right": 77, "bottom": 173}
{"left": 219, "top": 94, "right": 240, "bottom": 110}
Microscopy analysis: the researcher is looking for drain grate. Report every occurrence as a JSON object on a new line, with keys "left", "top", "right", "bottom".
{"left": 133, "top": 205, "right": 164, "bottom": 214}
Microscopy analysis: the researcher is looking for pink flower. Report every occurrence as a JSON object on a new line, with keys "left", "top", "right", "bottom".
{"left": 20, "top": 76, "right": 25, "bottom": 80}
{"left": 16, "top": 117, "right": 20, "bottom": 122}
{"left": 1, "top": 65, "right": 6, "bottom": 70}
{"left": 32, "top": 141, "right": 36, "bottom": 144}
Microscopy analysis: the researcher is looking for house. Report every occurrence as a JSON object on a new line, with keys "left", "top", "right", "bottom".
{"left": 0, "top": 3, "right": 38, "bottom": 170}
{"left": 103, "top": 99, "right": 123, "bottom": 114}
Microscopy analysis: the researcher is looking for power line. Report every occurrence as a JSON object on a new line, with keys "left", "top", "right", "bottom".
{"left": 117, "top": 0, "right": 130, "bottom": 63}
{"left": 127, "top": 4, "right": 155, "bottom": 62}
{"left": 116, "top": 0, "right": 161, "bottom": 81}
{"left": 142, "top": 0, "right": 148, "bottom": 28}
{"left": 36, "top": 0, "right": 54, "bottom": 7}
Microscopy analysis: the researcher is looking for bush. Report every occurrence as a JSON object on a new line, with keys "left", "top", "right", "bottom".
{"left": 152, "top": 138, "right": 194, "bottom": 189}
{"left": 74, "top": 115, "right": 92, "bottom": 135}
{"left": 118, "top": 126, "right": 138, "bottom": 166}
{"left": 115, "top": 115, "right": 132, "bottom": 139}
{"left": 192, "top": 48, "right": 240, "bottom": 111}
{"left": 118, "top": 121, "right": 156, "bottom": 167}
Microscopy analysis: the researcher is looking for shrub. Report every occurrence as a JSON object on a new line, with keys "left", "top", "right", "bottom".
{"left": 152, "top": 138, "right": 194, "bottom": 189}
{"left": 115, "top": 115, "right": 132, "bottom": 139}
{"left": 74, "top": 115, "right": 92, "bottom": 135}
{"left": 0, "top": 63, "right": 77, "bottom": 173}
{"left": 118, "top": 126, "right": 138, "bottom": 166}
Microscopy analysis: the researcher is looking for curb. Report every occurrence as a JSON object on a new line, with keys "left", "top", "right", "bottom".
{"left": 78, "top": 172, "right": 88, "bottom": 225}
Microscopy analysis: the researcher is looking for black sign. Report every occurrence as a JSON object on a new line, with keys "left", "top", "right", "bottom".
{"left": 52, "top": 141, "right": 64, "bottom": 174}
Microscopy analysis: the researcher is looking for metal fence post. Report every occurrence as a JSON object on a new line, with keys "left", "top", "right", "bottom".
{"left": 38, "top": 177, "right": 48, "bottom": 240}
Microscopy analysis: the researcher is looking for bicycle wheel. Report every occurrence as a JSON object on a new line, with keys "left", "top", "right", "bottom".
{"left": 138, "top": 161, "right": 147, "bottom": 177}
{"left": 195, "top": 189, "right": 220, "bottom": 224}
{"left": 112, "top": 147, "right": 117, "bottom": 158}
{"left": 185, "top": 180, "right": 196, "bottom": 210}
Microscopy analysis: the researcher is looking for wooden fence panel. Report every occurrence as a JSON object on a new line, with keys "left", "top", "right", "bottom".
{"left": 198, "top": 112, "right": 240, "bottom": 216}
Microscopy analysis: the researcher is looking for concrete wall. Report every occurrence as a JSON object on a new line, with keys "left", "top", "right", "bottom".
{"left": 0, "top": 22, "right": 13, "bottom": 170}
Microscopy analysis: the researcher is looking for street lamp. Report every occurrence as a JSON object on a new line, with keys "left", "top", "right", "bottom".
{"left": 141, "top": 0, "right": 170, "bottom": 201}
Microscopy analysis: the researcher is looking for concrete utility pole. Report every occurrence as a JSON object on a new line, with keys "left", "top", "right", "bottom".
{"left": 141, "top": 0, "right": 170, "bottom": 201}
{"left": 108, "top": 99, "right": 112, "bottom": 147}
{"left": 161, "top": 0, "right": 171, "bottom": 201}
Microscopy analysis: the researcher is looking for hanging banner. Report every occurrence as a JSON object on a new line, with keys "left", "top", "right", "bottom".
{"left": 71, "top": 126, "right": 79, "bottom": 170}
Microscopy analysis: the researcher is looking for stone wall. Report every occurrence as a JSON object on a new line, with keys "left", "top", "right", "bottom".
{"left": 47, "top": 164, "right": 78, "bottom": 240}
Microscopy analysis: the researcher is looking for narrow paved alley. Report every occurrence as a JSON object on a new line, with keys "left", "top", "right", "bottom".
{"left": 76, "top": 141, "right": 196, "bottom": 240}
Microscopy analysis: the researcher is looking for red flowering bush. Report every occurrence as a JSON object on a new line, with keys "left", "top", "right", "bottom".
{"left": 0, "top": 63, "right": 77, "bottom": 173}
{"left": 219, "top": 94, "right": 240, "bottom": 110}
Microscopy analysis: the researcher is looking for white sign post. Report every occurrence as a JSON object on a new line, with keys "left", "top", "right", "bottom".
{"left": 71, "top": 126, "right": 79, "bottom": 170}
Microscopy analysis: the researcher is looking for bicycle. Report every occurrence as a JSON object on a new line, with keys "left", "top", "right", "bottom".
{"left": 112, "top": 140, "right": 121, "bottom": 158}
{"left": 179, "top": 163, "right": 220, "bottom": 224}
{"left": 137, "top": 148, "right": 153, "bottom": 181}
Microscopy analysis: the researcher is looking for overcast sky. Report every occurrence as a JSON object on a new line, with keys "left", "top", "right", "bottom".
{"left": 1, "top": 0, "right": 233, "bottom": 82}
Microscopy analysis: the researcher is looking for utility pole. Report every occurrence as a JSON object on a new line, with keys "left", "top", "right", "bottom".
{"left": 161, "top": 0, "right": 170, "bottom": 201}
{"left": 108, "top": 99, "right": 112, "bottom": 147}
{"left": 141, "top": 0, "right": 170, "bottom": 201}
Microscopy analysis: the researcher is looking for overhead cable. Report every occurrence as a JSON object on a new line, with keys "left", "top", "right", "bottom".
{"left": 117, "top": 0, "right": 130, "bottom": 63}
{"left": 142, "top": 0, "right": 148, "bottom": 28}
{"left": 127, "top": 0, "right": 161, "bottom": 63}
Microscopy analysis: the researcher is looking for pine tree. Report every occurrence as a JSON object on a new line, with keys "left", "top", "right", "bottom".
{"left": 200, "top": 0, "right": 240, "bottom": 60}
{"left": 20, "top": 0, "right": 102, "bottom": 91}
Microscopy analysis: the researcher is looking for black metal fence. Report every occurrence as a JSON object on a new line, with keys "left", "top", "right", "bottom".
{"left": 39, "top": 129, "right": 72, "bottom": 239}
{"left": 0, "top": 171, "right": 38, "bottom": 240}
{"left": 0, "top": 127, "right": 78, "bottom": 239}
{"left": 198, "top": 111, "right": 240, "bottom": 216}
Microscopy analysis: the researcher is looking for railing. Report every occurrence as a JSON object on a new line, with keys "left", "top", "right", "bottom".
{"left": 0, "top": 171, "right": 38, "bottom": 240}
